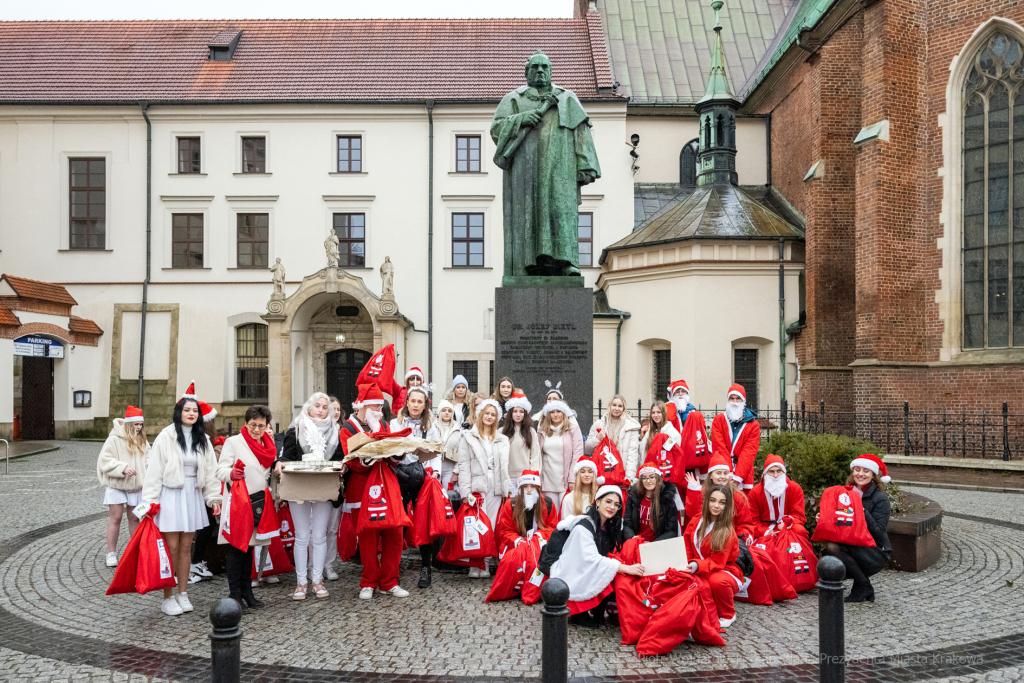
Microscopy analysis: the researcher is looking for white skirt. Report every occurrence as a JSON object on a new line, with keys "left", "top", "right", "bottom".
{"left": 103, "top": 487, "right": 142, "bottom": 507}
{"left": 156, "top": 476, "right": 209, "bottom": 533}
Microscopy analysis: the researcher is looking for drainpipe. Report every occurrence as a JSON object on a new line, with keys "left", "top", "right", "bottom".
{"left": 426, "top": 100, "right": 435, "bottom": 385}
{"left": 138, "top": 102, "right": 152, "bottom": 409}
{"left": 615, "top": 312, "right": 625, "bottom": 394}
{"left": 778, "top": 238, "right": 786, "bottom": 410}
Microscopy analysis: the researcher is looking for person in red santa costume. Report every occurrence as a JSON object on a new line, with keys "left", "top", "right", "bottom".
{"left": 391, "top": 366, "right": 427, "bottom": 414}
{"left": 494, "top": 470, "right": 558, "bottom": 553}
{"left": 683, "top": 484, "right": 743, "bottom": 628}
{"left": 339, "top": 383, "right": 410, "bottom": 600}
{"left": 683, "top": 453, "right": 757, "bottom": 543}
{"left": 747, "top": 453, "right": 808, "bottom": 538}
{"left": 710, "top": 384, "right": 760, "bottom": 490}
{"left": 665, "top": 380, "right": 711, "bottom": 479}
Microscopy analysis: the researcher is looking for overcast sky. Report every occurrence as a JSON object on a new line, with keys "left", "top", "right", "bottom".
{"left": 3, "top": 0, "right": 574, "bottom": 20}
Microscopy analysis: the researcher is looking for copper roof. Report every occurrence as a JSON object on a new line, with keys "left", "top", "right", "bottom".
{"left": 0, "top": 307, "right": 20, "bottom": 327}
{"left": 0, "top": 18, "right": 619, "bottom": 103}
{"left": 69, "top": 316, "right": 103, "bottom": 336}
{"left": 601, "top": 183, "right": 804, "bottom": 262}
{"left": 1, "top": 275, "right": 78, "bottom": 306}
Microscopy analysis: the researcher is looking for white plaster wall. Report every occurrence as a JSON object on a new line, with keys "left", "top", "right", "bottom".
{"left": 0, "top": 339, "right": 12, "bottom": 425}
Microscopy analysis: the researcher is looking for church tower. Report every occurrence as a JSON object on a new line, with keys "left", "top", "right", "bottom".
{"left": 695, "top": 0, "right": 739, "bottom": 186}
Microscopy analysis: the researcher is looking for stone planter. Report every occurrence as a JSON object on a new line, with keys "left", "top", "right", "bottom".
{"left": 887, "top": 492, "right": 942, "bottom": 572}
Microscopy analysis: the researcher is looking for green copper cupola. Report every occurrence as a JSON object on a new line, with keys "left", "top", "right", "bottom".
{"left": 696, "top": 0, "right": 739, "bottom": 186}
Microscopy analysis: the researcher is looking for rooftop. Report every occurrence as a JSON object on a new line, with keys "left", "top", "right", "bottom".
{"left": 0, "top": 275, "right": 78, "bottom": 306}
{"left": 68, "top": 316, "right": 104, "bottom": 336}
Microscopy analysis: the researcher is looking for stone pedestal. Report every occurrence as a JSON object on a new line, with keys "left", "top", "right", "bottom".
{"left": 494, "top": 284, "right": 593, "bottom": 435}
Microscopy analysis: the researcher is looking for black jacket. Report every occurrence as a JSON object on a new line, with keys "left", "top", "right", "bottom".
{"left": 859, "top": 483, "right": 892, "bottom": 554}
{"left": 623, "top": 483, "right": 679, "bottom": 542}
{"left": 280, "top": 426, "right": 341, "bottom": 462}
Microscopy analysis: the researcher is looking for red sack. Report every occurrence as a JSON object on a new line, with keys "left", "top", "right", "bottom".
{"left": 220, "top": 464, "right": 254, "bottom": 552}
{"left": 646, "top": 433, "right": 685, "bottom": 486}
{"left": 614, "top": 574, "right": 655, "bottom": 645}
{"left": 356, "top": 344, "right": 405, "bottom": 408}
{"left": 636, "top": 578, "right": 726, "bottom": 654}
{"left": 336, "top": 510, "right": 358, "bottom": 562}
{"left": 277, "top": 501, "right": 296, "bottom": 565}
{"left": 592, "top": 435, "right": 627, "bottom": 488}
{"left": 519, "top": 536, "right": 547, "bottom": 605}
{"left": 759, "top": 516, "right": 819, "bottom": 592}
{"left": 613, "top": 536, "right": 644, "bottom": 566}
{"left": 426, "top": 477, "right": 458, "bottom": 538}
{"left": 677, "top": 408, "right": 711, "bottom": 473}
{"left": 749, "top": 545, "right": 798, "bottom": 602}
{"left": 437, "top": 497, "right": 497, "bottom": 562}
{"left": 485, "top": 540, "right": 532, "bottom": 602}
{"left": 406, "top": 489, "right": 432, "bottom": 548}
{"left": 734, "top": 546, "right": 775, "bottom": 606}
{"left": 356, "top": 461, "right": 411, "bottom": 534}
{"left": 251, "top": 536, "right": 295, "bottom": 579}
{"left": 107, "top": 517, "right": 177, "bottom": 595}
{"left": 812, "top": 484, "right": 877, "bottom": 547}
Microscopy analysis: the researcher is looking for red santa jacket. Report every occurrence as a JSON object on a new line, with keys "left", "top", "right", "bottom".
{"left": 340, "top": 418, "right": 391, "bottom": 506}
{"left": 668, "top": 405, "right": 711, "bottom": 475}
{"left": 683, "top": 515, "right": 742, "bottom": 582}
{"left": 710, "top": 413, "right": 760, "bottom": 489}
{"left": 748, "top": 478, "right": 807, "bottom": 537}
{"left": 494, "top": 498, "right": 558, "bottom": 555}
{"left": 683, "top": 484, "right": 756, "bottom": 543}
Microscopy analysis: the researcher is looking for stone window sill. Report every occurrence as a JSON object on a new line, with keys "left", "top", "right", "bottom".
{"left": 232, "top": 172, "right": 272, "bottom": 177}
{"left": 58, "top": 249, "right": 114, "bottom": 253}
{"left": 443, "top": 266, "right": 494, "bottom": 271}
{"left": 161, "top": 267, "right": 212, "bottom": 271}
{"left": 329, "top": 172, "right": 368, "bottom": 177}
{"left": 168, "top": 173, "right": 208, "bottom": 177}
{"left": 448, "top": 171, "right": 488, "bottom": 176}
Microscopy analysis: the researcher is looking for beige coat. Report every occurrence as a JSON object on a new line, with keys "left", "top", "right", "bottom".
{"left": 506, "top": 427, "right": 541, "bottom": 481}
{"left": 437, "top": 419, "right": 463, "bottom": 463}
{"left": 456, "top": 426, "right": 511, "bottom": 498}
{"left": 584, "top": 415, "right": 642, "bottom": 479}
{"left": 96, "top": 419, "right": 150, "bottom": 491}
{"left": 141, "top": 423, "right": 221, "bottom": 507}
{"left": 215, "top": 433, "right": 272, "bottom": 547}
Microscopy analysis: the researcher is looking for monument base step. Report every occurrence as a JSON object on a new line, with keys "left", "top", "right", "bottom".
{"left": 501, "top": 275, "right": 584, "bottom": 288}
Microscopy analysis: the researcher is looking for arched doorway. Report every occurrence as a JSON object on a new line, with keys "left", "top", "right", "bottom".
{"left": 325, "top": 348, "right": 371, "bottom": 409}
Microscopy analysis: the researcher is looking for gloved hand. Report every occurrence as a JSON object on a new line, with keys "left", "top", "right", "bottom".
{"left": 147, "top": 503, "right": 161, "bottom": 518}
{"left": 461, "top": 422, "right": 471, "bottom": 430}
{"left": 230, "top": 460, "right": 246, "bottom": 481}
{"left": 514, "top": 537, "right": 524, "bottom": 547}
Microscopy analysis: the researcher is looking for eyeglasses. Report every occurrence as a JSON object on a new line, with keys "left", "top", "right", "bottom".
{"left": 602, "top": 499, "right": 622, "bottom": 510}
{"left": 246, "top": 423, "right": 268, "bottom": 431}
{"left": 639, "top": 475, "right": 659, "bottom": 482}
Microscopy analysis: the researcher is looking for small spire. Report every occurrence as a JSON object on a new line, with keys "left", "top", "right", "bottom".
{"left": 712, "top": 0, "right": 723, "bottom": 29}
{"left": 699, "top": 0, "right": 737, "bottom": 104}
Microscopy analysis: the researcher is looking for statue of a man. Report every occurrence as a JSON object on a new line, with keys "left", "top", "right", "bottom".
{"left": 491, "top": 51, "right": 601, "bottom": 277}
{"left": 324, "top": 228, "right": 340, "bottom": 268}
{"left": 271, "top": 257, "right": 286, "bottom": 295}
{"left": 380, "top": 256, "right": 394, "bottom": 296}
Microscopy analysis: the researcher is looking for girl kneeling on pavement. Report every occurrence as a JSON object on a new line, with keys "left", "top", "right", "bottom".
{"left": 820, "top": 455, "right": 892, "bottom": 603}
{"left": 216, "top": 405, "right": 276, "bottom": 614}
{"left": 97, "top": 406, "right": 149, "bottom": 567}
{"left": 549, "top": 486, "right": 644, "bottom": 628}
{"left": 623, "top": 461, "right": 679, "bottom": 542}
{"left": 683, "top": 484, "right": 742, "bottom": 628}
{"left": 141, "top": 385, "right": 221, "bottom": 616}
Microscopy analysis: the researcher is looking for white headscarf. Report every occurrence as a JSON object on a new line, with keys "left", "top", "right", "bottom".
{"left": 292, "top": 392, "right": 340, "bottom": 460}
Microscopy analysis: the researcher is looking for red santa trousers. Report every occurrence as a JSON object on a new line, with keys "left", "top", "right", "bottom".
{"left": 707, "top": 571, "right": 741, "bottom": 620}
{"left": 358, "top": 527, "right": 403, "bottom": 590}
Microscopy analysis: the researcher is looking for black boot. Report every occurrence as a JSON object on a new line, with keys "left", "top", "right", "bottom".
{"left": 418, "top": 565, "right": 432, "bottom": 589}
{"left": 225, "top": 547, "right": 248, "bottom": 614}
{"left": 241, "top": 549, "right": 265, "bottom": 609}
{"left": 845, "top": 580, "right": 875, "bottom": 603}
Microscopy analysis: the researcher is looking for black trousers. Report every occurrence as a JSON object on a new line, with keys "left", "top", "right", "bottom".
{"left": 191, "top": 505, "right": 215, "bottom": 564}
{"left": 824, "top": 542, "right": 888, "bottom": 587}
{"left": 225, "top": 545, "right": 254, "bottom": 601}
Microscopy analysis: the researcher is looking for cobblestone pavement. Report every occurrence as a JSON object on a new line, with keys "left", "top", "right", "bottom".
{"left": 0, "top": 443, "right": 1020, "bottom": 681}
{"left": 889, "top": 465, "right": 1024, "bottom": 491}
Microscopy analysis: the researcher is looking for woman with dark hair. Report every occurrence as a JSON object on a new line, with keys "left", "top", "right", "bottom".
{"left": 623, "top": 461, "right": 679, "bottom": 542}
{"left": 819, "top": 454, "right": 892, "bottom": 603}
{"left": 549, "top": 486, "right": 644, "bottom": 628}
{"left": 683, "top": 484, "right": 742, "bottom": 628}
{"left": 141, "top": 383, "right": 221, "bottom": 617}
{"left": 638, "top": 400, "right": 681, "bottom": 462}
{"left": 490, "top": 376, "right": 516, "bottom": 420}
{"left": 502, "top": 392, "right": 541, "bottom": 485}
{"left": 494, "top": 470, "right": 557, "bottom": 553}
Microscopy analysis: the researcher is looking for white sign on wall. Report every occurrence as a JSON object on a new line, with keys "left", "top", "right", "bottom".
{"left": 13, "top": 335, "right": 64, "bottom": 359}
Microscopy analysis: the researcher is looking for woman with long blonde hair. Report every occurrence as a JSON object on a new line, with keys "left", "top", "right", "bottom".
{"left": 560, "top": 457, "right": 599, "bottom": 519}
{"left": 585, "top": 394, "right": 641, "bottom": 479}
{"left": 683, "top": 484, "right": 743, "bottom": 628}
{"left": 97, "top": 406, "right": 151, "bottom": 567}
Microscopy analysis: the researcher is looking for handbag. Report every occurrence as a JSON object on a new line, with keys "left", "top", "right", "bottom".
{"left": 736, "top": 537, "right": 755, "bottom": 577}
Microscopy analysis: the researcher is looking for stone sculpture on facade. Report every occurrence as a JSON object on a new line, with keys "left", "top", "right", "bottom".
{"left": 380, "top": 256, "right": 394, "bottom": 296}
{"left": 271, "top": 257, "right": 286, "bottom": 297}
{"left": 324, "top": 228, "right": 340, "bottom": 268}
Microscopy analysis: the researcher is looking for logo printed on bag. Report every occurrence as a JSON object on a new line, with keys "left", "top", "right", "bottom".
{"left": 367, "top": 483, "right": 388, "bottom": 522}
{"left": 366, "top": 352, "right": 386, "bottom": 379}
{"left": 463, "top": 516, "right": 481, "bottom": 551}
{"left": 601, "top": 446, "right": 619, "bottom": 470}
{"left": 156, "top": 539, "right": 173, "bottom": 579}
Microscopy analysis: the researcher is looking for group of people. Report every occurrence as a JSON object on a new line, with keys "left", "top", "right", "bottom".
{"left": 97, "top": 369, "right": 893, "bottom": 635}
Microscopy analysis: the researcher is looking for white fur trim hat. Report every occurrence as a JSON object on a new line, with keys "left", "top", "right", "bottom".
{"left": 437, "top": 399, "right": 455, "bottom": 413}
{"left": 477, "top": 398, "right": 503, "bottom": 421}
{"left": 504, "top": 391, "right": 532, "bottom": 415}
{"left": 595, "top": 484, "right": 623, "bottom": 503}
{"left": 405, "top": 367, "right": 424, "bottom": 383}
{"left": 850, "top": 454, "right": 890, "bottom": 483}
{"left": 518, "top": 470, "right": 542, "bottom": 488}
{"left": 540, "top": 399, "right": 571, "bottom": 419}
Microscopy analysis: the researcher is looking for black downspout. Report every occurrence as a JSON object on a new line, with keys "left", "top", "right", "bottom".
{"left": 426, "top": 100, "right": 435, "bottom": 385}
{"left": 138, "top": 102, "right": 152, "bottom": 409}
{"left": 766, "top": 112, "right": 772, "bottom": 187}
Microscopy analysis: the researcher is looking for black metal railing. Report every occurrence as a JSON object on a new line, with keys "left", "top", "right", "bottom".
{"left": 592, "top": 398, "right": 1023, "bottom": 461}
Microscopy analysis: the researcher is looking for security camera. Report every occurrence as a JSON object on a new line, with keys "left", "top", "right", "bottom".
{"left": 630, "top": 133, "right": 640, "bottom": 146}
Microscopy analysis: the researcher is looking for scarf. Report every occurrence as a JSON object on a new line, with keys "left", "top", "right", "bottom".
{"left": 297, "top": 412, "right": 337, "bottom": 460}
{"left": 242, "top": 429, "right": 277, "bottom": 469}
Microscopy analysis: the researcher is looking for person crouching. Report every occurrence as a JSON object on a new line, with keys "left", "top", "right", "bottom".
{"left": 683, "top": 485, "right": 742, "bottom": 628}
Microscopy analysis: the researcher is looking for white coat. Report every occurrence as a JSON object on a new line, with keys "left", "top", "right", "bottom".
{"left": 141, "top": 424, "right": 221, "bottom": 507}
{"left": 456, "top": 426, "right": 511, "bottom": 499}
{"left": 215, "top": 433, "right": 273, "bottom": 547}
{"left": 549, "top": 516, "right": 620, "bottom": 601}
{"left": 96, "top": 418, "right": 150, "bottom": 491}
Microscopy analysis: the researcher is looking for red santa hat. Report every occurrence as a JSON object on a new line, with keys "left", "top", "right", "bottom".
{"left": 352, "top": 383, "right": 385, "bottom": 410}
{"left": 667, "top": 379, "right": 690, "bottom": 400}
{"left": 637, "top": 461, "right": 662, "bottom": 479}
{"left": 727, "top": 383, "right": 746, "bottom": 401}
{"left": 763, "top": 453, "right": 787, "bottom": 474}
{"left": 573, "top": 456, "right": 601, "bottom": 482}
{"left": 850, "top": 454, "right": 891, "bottom": 483}
{"left": 179, "top": 382, "right": 216, "bottom": 421}
{"left": 505, "top": 391, "right": 532, "bottom": 415}
{"left": 518, "top": 470, "right": 542, "bottom": 488}
{"left": 123, "top": 405, "right": 144, "bottom": 423}
{"left": 706, "top": 453, "right": 732, "bottom": 474}
{"left": 405, "top": 367, "right": 424, "bottom": 383}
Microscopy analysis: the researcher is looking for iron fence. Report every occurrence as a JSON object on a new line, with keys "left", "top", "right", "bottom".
{"left": 593, "top": 398, "right": 1023, "bottom": 461}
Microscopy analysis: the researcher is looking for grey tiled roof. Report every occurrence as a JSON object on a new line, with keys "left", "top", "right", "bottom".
{"left": 598, "top": 0, "right": 797, "bottom": 104}
{"left": 634, "top": 183, "right": 695, "bottom": 228}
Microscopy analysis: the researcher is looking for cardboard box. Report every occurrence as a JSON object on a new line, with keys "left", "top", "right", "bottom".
{"left": 276, "top": 469, "right": 342, "bottom": 503}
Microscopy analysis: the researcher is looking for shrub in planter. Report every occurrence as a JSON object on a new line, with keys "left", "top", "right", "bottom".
{"left": 754, "top": 432, "right": 904, "bottom": 540}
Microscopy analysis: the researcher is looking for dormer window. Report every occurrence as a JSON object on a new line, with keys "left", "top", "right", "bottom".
{"left": 208, "top": 29, "right": 242, "bottom": 61}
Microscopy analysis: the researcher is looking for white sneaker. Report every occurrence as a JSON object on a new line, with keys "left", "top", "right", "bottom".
{"left": 161, "top": 597, "right": 183, "bottom": 616}
{"left": 478, "top": 566, "right": 490, "bottom": 578}
{"left": 176, "top": 592, "right": 194, "bottom": 613}
{"left": 719, "top": 616, "right": 736, "bottom": 628}
{"left": 325, "top": 566, "right": 339, "bottom": 581}
{"left": 251, "top": 580, "right": 258, "bottom": 588}
{"left": 105, "top": 552, "right": 118, "bottom": 567}
{"left": 188, "top": 573, "right": 203, "bottom": 585}
{"left": 359, "top": 587, "right": 374, "bottom": 600}
{"left": 468, "top": 567, "right": 480, "bottom": 578}
{"left": 381, "top": 585, "right": 409, "bottom": 598}
{"left": 264, "top": 575, "right": 279, "bottom": 584}
{"left": 196, "top": 561, "right": 213, "bottom": 578}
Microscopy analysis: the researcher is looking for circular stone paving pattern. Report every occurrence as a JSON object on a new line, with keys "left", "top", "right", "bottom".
{"left": 0, "top": 510, "right": 1021, "bottom": 681}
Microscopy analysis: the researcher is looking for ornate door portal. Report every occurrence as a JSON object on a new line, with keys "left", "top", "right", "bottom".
{"left": 325, "top": 348, "right": 371, "bottom": 411}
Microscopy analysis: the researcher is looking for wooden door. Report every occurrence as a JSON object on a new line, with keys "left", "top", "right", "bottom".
{"left": 21, "top": 357, "right": 54, "bottom": 440}
{"left": 325, "top": 349, "right": 371, "bottom": 411}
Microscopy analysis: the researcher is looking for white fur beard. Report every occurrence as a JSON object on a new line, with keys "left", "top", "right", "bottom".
{"left": 764, "top": 474, "right": 787, "bottom": 497}
{"left": 726, "top": 403, "right": 746, "bottom": 422}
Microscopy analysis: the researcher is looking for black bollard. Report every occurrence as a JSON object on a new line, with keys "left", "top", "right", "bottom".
{"left": 541, "top": 578, "right": 570, "bottom": 683}
{"left": 210, "top": 598, "right": 243, "bottom": 683}
{"left": 817, "top": 556, "right": 846, "bottom": 683}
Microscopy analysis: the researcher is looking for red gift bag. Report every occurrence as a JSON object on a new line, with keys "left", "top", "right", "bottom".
{"left": 107, "top": 517, "right": 177, "bottom": 595}
{"left": 812, "top": 485, "right": 877, "bottom": 547}
{"left": 219, "top": 464, "right": 254, "bottom": 553}
{"left": 614, "top": 574, "right": 656, "bottom": 645}
{"left": 356, "top": 461, "right": 411, "bottom": 534}
{"left": 336, "top": 510, "right": 358, "bottom": 562}
{"left": 519, "top": 536, "right": 547, "bottom": 605}
{"left": 593, "top": 435, "right": 627, "bottom": 488}
{"left": 759, "top": 516, "right": 819, "bottom": 592}
{"left": 251, "top": 536, "right": 295, "bottom": 579}
{"left": 277, "top": 501, "right": 296, "bottom": 565}
{"left": 437, "top": 497, "right": 497, "bottom": 562}
{"left": 734, "top": 550, "right": 774, "bottom": 606}
{"left": 673, "top": 405, "right": 711, "bottom": 473}
{"left": 743, "top": 545, "right": 797, "bottom": 604}
{"left": 636, "top": 579, "right": 726, "bottom": 655}
{"left": 485, "top": 540, "right": 532, "bottom": 602}
{"left": 426, "top": 478, "right": 458, "bottom": 538}
{"left": 646, "top": 433, "right": 685, "bottom": 486}
{"left": 406, "top": 493, "right": 432, "bottom": 548}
